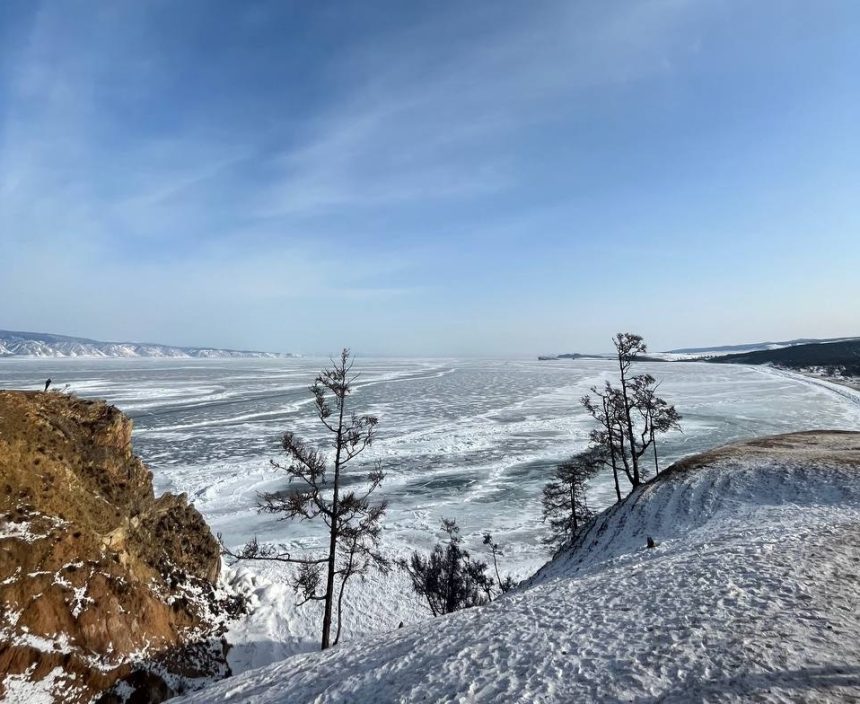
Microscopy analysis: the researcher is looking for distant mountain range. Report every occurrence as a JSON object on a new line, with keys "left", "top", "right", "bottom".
{"left": 537, "top": 353, "right": 607, "bottom": 361}
{"left": 538, "top": 336, "right": 860, "bottom": 372}
{"left": 708, "top": 338, "right": 860, "bottom": 375}
{"left": 538, "top": 352, "right": 667, "bottom": 362}
{"left": 666, "top": 336, "right": 860, "bottom": 355}
{"left": 0, "top": 330, "right": 293, "bottom": 359}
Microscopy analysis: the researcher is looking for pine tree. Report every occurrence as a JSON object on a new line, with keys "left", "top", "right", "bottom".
{"left": 398, "top": 519, "right": 495, "bottom": 616}
{"left": 541, "top": 447, "right": 603, "bottom": 547}
{"left": 221, "top": 349, "right": 389, "bottom": 649}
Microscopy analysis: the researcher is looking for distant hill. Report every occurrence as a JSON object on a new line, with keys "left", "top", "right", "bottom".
{"left": 709, "top": 338, "right": 860, "bottom": 376}
{"left": 537, "top": 353, "right": 607, "bottom": 361}
{"left": 0, "top": 329, "right": 292, "bottom": 359}
{"left": 538, "top": 352, "right": 666, "bottom": 362}
{"left": 667, "top": 336, "right": 859, "bottom": 355}
{"left": 539, "top": 336, "right": 860, "bottom": 367}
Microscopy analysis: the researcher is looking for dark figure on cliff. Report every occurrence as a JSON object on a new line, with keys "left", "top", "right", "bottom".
{"left": 44, "top": 378, "right": 52, "bottom": 392}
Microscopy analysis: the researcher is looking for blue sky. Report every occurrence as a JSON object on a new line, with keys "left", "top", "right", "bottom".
{"left": 1, "top": 1, "right": 858, "bottom": 355}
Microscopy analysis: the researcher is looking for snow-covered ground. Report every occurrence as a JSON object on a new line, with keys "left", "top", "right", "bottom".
{"left": 179, "top": 430, "right": 860, "bottom": 703}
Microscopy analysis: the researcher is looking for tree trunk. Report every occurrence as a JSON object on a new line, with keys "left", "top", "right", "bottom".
{"left": 616, "top": 426, "right": 634, "bottom": 485}
{"left": 608, "top": 429, "right": 622, "bottom": 501}
{"left": 652, "top": 428, "right": 659, "bottom": 475}
{"left": 617, "top": 355, "right": 639, "bottom": 485}
{"left": 333, "top": 568, "right": 348, "bottom": 645}
{"left": 611, "top": 461, "right": 622, "bottom": 502}
{"left": 321, "top": 390, "right": 347, "bottom": 650}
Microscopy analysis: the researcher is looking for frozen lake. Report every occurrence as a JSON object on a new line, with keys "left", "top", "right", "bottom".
{"left": 2, "top": 356, "right": 859, "bottom": 577}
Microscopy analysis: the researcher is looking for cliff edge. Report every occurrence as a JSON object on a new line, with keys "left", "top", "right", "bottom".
{"left": 0, "top": 390, "right": 236, "bottom": 703}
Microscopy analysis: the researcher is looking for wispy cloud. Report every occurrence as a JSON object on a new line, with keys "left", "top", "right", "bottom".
{"left": 1, "top": 1, "right": 697, "bottom": 243}
{"left": 2, "top": 1, "right": 857, "bottom": 353}
{"left": 0, "top": 0, "right": 710, "bottom": 352}
{"left": 257, "top": 1, "right": 697, "bottom": 217}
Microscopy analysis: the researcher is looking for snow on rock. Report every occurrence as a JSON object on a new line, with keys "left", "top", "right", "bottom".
{"left": 0, "top": 391, "right": 236, "bottom": 703}
{"left": 178, "top": 430, "right": 860, "bottom": 703}
{"left": 1, "top": 666, "right": 75, "bottom": 704}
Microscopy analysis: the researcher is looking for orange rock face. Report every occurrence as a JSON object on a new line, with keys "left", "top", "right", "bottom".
{"left": 0, "top": 391, "right": 231, "bottom": 703}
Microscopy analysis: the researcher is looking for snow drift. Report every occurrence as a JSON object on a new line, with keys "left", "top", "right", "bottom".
{"left": 180, "top": 430, "right": 860, "bottom": 703}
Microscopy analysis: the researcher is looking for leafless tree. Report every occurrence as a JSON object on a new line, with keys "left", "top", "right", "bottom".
{"left": 634, "top": 380, "right": 682, "bottom": 476}
{"left": 482, "top": 532, "right": 515, "bottom": 593}
{"left": 581, "top": 333, "right": 681, "bottom": 497}
{"left": 613, "top": 333, "right": 649, "bottom": 485}
{"left": 220, "top": 349, "right": 389, "bottom": 650}
{"left": 581, "top": 384, "right": 627, "bottom": 501}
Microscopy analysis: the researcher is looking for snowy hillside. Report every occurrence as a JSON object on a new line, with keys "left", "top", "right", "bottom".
{"left": 179, "top": 430, "right": 860, "bottom": 703}
{"left": 0, "top": 330, "right": 292, "bottom": 358}
{"left": 666, "top": 336, "right": 860, "bottom": 356}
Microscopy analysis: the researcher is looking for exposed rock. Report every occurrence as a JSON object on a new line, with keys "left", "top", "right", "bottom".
{"left": 0, "top": 391, "right": 240, "bottom": 703}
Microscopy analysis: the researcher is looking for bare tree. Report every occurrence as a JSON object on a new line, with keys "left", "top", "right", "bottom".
{"left": 541, "top": 447, "right": 603, "bottom": 547}
{"left": 482, "top": 532, "right": 515, "bottom": 593}
{"left": 398, "top": 519, "right": 495, "bottom": 617}
{"left": 635, "top": 380, "right": 682, "bottom": 476}
{"left": 613, "top": 333, "right": 648, "bottom": 485}
{"left": 221, "top": 349, "right": 389, "bottom": 650}
{"left": 581, "top": 333, "right": 681, "bottom": 497}
{"left": 581, "top": 384, "right": 627, "bottom": 501}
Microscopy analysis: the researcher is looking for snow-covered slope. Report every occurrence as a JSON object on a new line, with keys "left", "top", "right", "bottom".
{"left": 0, "top": 329, "right": 292, "bottom": 358}
{"left": 179, "top": 430, "right": 860, "bottom": 703}
{"left": 666, "top": 336, "right": 860, "bottom": 356}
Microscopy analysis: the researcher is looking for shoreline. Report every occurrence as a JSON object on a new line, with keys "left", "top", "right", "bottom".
{"left": 794, "top": 369, "right": 860, "bottom": 393}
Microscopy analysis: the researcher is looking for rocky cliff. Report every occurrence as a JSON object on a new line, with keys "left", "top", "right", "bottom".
{"left": 0, "top": 391, "right": 239, "bottom": 703}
